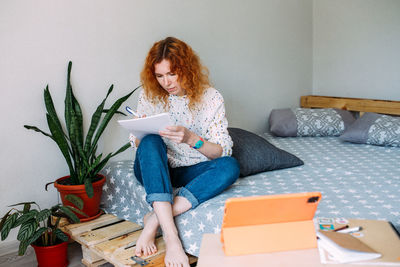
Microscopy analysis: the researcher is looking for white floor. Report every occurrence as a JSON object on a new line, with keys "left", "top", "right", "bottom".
{"left": 0, "top": 242, "right": 113, "bottom": 267}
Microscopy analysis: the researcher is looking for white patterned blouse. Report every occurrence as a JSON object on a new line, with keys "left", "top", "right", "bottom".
{"left": 129, "top": 87, "right": 233, "bottom": 168}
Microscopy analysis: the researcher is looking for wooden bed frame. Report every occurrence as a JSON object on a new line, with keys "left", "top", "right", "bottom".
{"left": 300, "top": 95, "right": 400, "bottom": 116}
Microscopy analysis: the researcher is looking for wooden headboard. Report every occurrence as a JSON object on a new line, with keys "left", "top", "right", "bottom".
{"left": 300, "top": 95, "right": 400, "bottom": 116}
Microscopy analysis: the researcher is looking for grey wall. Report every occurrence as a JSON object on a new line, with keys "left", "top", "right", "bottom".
{"left": 313, "top": 0, "right": 400, "bottom": 100}
{"left": 0, "top": 0, "right": 312, "bottom": 245}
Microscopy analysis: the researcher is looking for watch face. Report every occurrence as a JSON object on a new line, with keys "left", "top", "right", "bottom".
{"left": 193, "top": 139, "right": 204, "bottom": 149}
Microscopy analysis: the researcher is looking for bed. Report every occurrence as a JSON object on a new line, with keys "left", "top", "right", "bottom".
{"left": 100, "top": 95, "right": 400, "bottom": 257}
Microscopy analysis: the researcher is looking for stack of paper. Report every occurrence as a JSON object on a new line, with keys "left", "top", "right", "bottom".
{"left": 317, "top": 230, "right": 381, "bottom": 264}
{"left": 118, "top": 113, "right": 172, "bottom": 139}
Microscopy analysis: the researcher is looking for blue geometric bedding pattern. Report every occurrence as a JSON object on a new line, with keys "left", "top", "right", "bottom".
{"left": 101, "top": 134, "right": 400, "bottom": 257}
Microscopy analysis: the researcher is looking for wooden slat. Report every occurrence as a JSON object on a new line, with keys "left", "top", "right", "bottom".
{"left": 93, "top": 230, "right": 143, "bottom": 255}
{"left": 300, "top": 95, "right": 400, "bottom": 115}
{"left": 82, "top": 258, "right": 108, "bottom": 267}
{"left": 65, "top": 214, "right": 198, "bottom": 267}
{"left": 65, "top": 214, "right": 121, "bottom": 237}
{"left": 82, "top": 245, "right": 104, "bottom": 264}
{"left": 77, "top": 221, "right": 142, "bottom": 246}
{"left": 111, "top": 237, "right": 167, "bottom": 267}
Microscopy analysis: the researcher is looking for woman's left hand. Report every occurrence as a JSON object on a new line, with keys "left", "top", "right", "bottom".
{"left": 159, "top": 126, "right": 196, "bottom": 145}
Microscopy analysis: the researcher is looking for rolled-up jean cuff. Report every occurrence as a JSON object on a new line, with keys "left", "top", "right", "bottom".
{"left": 146, "top": 193, "right": 173, "bottom": 206}
{"left": 177, "top": 187, "right": 199, "bottom": 209}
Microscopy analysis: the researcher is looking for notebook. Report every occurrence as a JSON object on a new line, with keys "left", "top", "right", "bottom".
{"left": 118, "top": 112, "right": 172, "bottom": 139}
{"left": 220, "top": 192, "right": 322, "bottom": 256}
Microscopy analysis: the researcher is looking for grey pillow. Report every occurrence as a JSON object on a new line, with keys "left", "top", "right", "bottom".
{"left": 269, "top": 108, "right": 355, "bottom": 137}
{"left": 228, "top": 127, "right": 304, "bottom": 177}
{"left": 340, "top": 112, "right": 400, "bottom": 147}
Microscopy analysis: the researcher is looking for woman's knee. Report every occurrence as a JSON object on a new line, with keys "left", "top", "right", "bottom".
{"left": 140, "top": 134, "right": 163, "bottom": 145}
{"left": 137, "top": 134, "right": 165, "bottom": 152}
{"left": 215, "top": 156, "right": 240, "bottom": 183}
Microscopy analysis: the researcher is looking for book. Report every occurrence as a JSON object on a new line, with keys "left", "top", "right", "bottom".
{"left": 118, "top": 112, "right": 172, "bottom": 139}
{"left": 317, "top": 230, "right": 381, "bottom": 264}
{"left": 316, "top": 219, "right": 400, "bottom": 265}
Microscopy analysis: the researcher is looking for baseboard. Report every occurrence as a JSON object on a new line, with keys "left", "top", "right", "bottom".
{"left": 0, "top": 240, "right": 19, "bottom": 257}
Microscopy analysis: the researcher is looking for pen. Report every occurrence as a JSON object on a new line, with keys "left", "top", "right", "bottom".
{"left": 126, "top": 106, "right": 140, "bottom": 117}
{"left": 337, "top": 226, "right": 362, "bottom": 234}
{"left": 333, "top": 225, "right": 349, "bottom": 232}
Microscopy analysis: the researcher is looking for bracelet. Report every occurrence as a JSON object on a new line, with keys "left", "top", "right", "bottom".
{"left": 192, "top": 136, "right": 205, "bottom": 149}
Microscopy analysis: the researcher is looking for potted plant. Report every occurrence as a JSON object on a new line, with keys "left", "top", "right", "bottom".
{"left": 24, "top": 61, "right": 140, "bottom": 221}
{"left": 0, "top": 197, "right": 85, "bottom": 267}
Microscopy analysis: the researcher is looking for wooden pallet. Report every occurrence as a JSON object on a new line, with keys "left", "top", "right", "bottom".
{"left": 62, "top": 214, "right": 197, "bottom": 267}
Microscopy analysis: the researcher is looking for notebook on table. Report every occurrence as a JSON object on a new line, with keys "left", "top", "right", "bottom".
{"left": 220, "top": 192, "right": 322, "bottom": 256}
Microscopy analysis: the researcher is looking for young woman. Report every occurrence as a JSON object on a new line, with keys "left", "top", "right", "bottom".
{"left": 129, "top": 37, "right": 239, "bottom": 267}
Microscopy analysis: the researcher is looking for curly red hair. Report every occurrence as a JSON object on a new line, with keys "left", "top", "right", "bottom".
{"left": 140, "top": 37, "right": 210, "bottom": 110}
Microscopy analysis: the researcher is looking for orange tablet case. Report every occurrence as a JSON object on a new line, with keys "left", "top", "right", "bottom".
{"left": 220, "top": 192, "right": 322, "bottom": 256}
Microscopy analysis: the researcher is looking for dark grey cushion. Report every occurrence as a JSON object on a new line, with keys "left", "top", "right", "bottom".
{"left": 340, "top": 112, "right": 400, "bottom": 147}
{"left": 228, "top": 127, "right": 304, "bottom": 177}
{"left": 269, "top": 108, "right": 355, "bottom": 137}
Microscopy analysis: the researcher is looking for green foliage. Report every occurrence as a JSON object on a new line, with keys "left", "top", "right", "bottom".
{"left": 0, "top": 200, "right": 84, "bottom": 256}
{"left": 24, "top": 61, "right": 140, "bottom": 197}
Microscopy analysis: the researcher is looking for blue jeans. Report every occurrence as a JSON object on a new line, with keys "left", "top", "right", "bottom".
{"left": 133, "top": 134, "right": 240, "bottom": 209}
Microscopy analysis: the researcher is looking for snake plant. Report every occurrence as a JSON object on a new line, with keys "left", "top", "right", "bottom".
{"left": 24, "top": 61, "right": 140, "bottom": 198}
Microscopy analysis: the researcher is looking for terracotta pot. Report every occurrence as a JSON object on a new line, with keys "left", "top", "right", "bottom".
{"left": 32, "top": 240, "right": 68, "bottom": 267}
{"left": 54, "top": 174, "right": 105, "bottom": 222}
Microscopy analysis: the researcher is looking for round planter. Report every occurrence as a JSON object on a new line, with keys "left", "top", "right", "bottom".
{"left": 54, "top": 174, "right": 106, "bottom": 222}
{"left": 32, "top": 240, "right": 68, "bottom": 267}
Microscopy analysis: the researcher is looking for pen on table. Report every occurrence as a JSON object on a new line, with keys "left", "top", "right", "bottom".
{"left": 337, "top": 226, "right": 362, "bottom": 234}
{"left": 126, "top": 106, "right": 140, "bottom": 117}
{"left": 333, "top": 225, "right": 349, "bottom": 232}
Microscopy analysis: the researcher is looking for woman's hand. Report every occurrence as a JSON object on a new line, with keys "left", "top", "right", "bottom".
{"left": 159, "top": 126, "right": 223, "bottom": 159}
{"left": 159, "top": 126, "right": 197, "bottom": 146}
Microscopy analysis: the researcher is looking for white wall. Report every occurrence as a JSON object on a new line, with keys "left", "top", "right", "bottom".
{"left": 313, "top": 0, "right": 400, "bottom": 100}
{"left": 0, "top": 0, "right": 312, "bottom": 245}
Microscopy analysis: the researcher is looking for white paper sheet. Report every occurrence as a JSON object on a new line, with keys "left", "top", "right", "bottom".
{"left": 118, "top": 112, "right": 173, "bottom": 139}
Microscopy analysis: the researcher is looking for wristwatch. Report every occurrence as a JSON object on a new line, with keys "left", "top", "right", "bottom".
{"left": 192, "top": 136, "right": 205, "bottom": 149}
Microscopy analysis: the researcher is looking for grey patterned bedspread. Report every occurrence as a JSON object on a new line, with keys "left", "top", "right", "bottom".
{"left": 101, "top": 133, "right": 400, "bottom": 256}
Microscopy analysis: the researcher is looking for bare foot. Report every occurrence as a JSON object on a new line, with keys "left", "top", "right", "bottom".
{"left": 135, "top": 212, "right": 159, "bottom": 257}
{"left": 163, "top": 234, "right": 189, "bottom": 267}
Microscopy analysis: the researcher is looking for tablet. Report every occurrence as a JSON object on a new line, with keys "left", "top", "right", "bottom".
{"left": 222, "top": 192, "right": 322, "bottom": 228}
{"left": 220, "top": 192, "right": 322, "bottom": 255}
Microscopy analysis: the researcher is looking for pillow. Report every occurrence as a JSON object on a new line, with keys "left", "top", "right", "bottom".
{"left": 269, "top": 108, "right": 355, "bottom": 137}
{"left": 340, "top": 112, "right": 400, "bottom": 147}
{"left": 228, "top": 127, "right": 304, "bottom": 177}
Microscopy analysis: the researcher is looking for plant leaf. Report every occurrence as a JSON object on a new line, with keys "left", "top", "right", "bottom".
{"left": 27, "top": 227, "right": 48, "bottom": 245}
{"left": 1, "top": 213, "right": 18, "bottom": 241}
{"left": 83, "top": 154, "right": 103, "bottom": 179}
{"left": 22, "top": 203, "right": 31, "bottom": 214}
{"left": 17, "top": 219, "right": 37, "bottom": 242}
{"left": 44, "top": 181, "right": 54, "bottom": 191}
{"left": 84, "top": 84, "right": 114, "bottom": 155}
{"left": 89, "top": 85, "right": 141, "bottom": 157}
{"left": 84, "top": 177, "right": 94, "bottom": 198}
{"left": 13, "top": 210, "right": 38, "bottom": 228}
{"left": 23, "top": 125, "right": 54, "bottom": 139}
{"left": 8, "top": 202, "right": 36, "bottom": 208}
{"left": 18, "top": 240, "right": 29, "bottom": 256}
{"left": 64, "top": 194, "right": 84, "bottom": 210}
{"left": 58, "top": 206, "right": 80, "bottom": 223}
{"left": 46, "top": 114, "right": 75, "bottom": 178}
{"left": 89, "top": 143, "right": 130, "bottom": 177}
{"left": 36, "top": 209, "right": 52, "bottom": 223}
{"left": 55, "top": 228, "right": 69, "bottom": 242}
{"left": 0, "top": 210, "right": 12, "bottom": 233}
{"left": 103, "top": 109, "right": 127, "bottom": 116}
{"left": 65, "top": 205, "right": 87, "bottom": 219}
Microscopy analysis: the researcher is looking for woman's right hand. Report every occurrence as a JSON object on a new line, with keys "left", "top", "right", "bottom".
{"left": 129, "top": 133, "right": 141, "bottom": 147}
